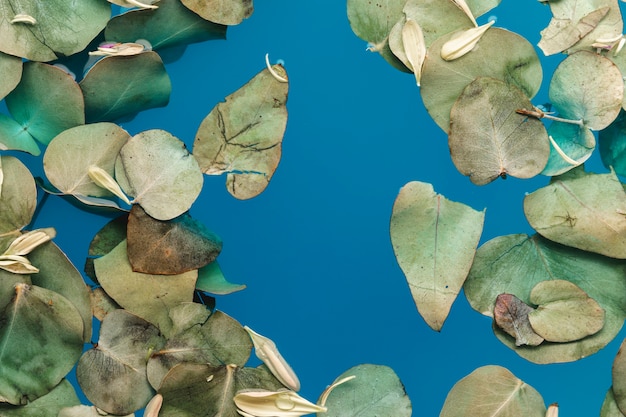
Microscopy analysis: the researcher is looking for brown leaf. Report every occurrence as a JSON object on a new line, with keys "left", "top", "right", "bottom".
{"left": 494, "top": 293, "right": 544, "bottom": 347}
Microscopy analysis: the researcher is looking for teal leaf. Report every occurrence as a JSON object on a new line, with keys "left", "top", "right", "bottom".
{"left": 196, "top": 261, "right": 246, "bottom": 295}
{"left": 0, "top": 113, "right": 41, "bottom": 155}
{"left": 600, "top": 110, "right": 626, "bottom": 176}
{"left": 541, "top": 121, "right": 595, "bottom": 176}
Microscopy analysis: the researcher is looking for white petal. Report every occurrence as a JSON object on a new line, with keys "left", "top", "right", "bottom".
{"left": 402, "top": 19, "right": 426, "bottom": 86}
{"left": 234, "top": 390, "right": 326, "bottom": 417}
{"left": 88, "top": 166, "right": 131, "bottom": 205}
{"left": 441, "top": 20, "right": 494, "bottom": 61}
{"left": 245, "top": 326, "right": 300, "bottom": 391}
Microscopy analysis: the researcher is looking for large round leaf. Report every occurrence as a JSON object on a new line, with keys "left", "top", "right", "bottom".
{"left": 390, "top": 181, "right": 484, "bottom": 331}
{"left": 541, "top": 121, "right": 595, "bottom": 176}
{"left": 77, "top": 310, "right": 165, "bottom": 415}
{"left": 549, "top": 51, "right": 623, "bottom": 131}
{"left": 421, "top": 27, "right": 542, "bottom": 131}
{"left": 44, "top": 123, "right": 130, "bottom": 200}
{"left": 105, "top": 0, "right": 226, "bottom": 51}
{"left": 180, "top": 0, "right": 253, "bottom": 25}
{"left": 439, "top": 365, "right": 546, "bottom": 417}
{"left": 193, "top": 66, "right": 288, "bottom": 200}
{"left": 0, "top": 379, "right": 80, "bottom": 417}
{"left": 0, "top": 156, "right": 37, "bottom": 235}
{"left": 464, "top": 234, "right": 626, "bottom": 363}
{"left": 5, "top": 62, "right": 85, "bottom": 146}
{"left": 0, "top": 283, "right": 84, "bottom": 405}
{"left": 524, "top": 170, "right": 626, "bottom": 259}
{"left": 94, "top": 240, "right": 198, "bottom": 336}
{"left": 321, "top": 364, "right": 412, "bottom": 417}
{"left": 0, "top": 0, "right": 109, "bottom": 61}
{"left": 449, "top": 77, "right": 549, "bottom": 185}
{"left": 601, "top": 110, "right": 626, "bottom": 176}
{"left": 0, "top": 52, "right": 22, "bottom": 100}
{"left": 117, "top": 129, "right": 203, "bottom": 221}
{"left": 0, "top": 113, "right": 41, "bottom": 155}
{"left": 80, "top": 52, "right": 171, "bottom": 123}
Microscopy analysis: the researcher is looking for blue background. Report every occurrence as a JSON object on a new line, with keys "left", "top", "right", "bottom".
{"left": 6, "top": 1, "right": 626, "bottom": 416}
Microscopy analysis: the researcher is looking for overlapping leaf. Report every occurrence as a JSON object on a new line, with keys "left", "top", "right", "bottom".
{"left": 196, "top": 261, "right": 246, "bottom": 295}
{"left": 390, "top": 181, "right": 484, "bottom": 331}
{"left": 613, "top": 339, "right": 626, "bottom": 415}
{"left": 493, "top": 293, "right": 544, "bottom": 347}
{"left": 180, "top": 0, "right": 253, "bottom": 25}
{"left": 601, "top": 388, "right": 626, "bottom": 417}
{"left": 0, "top": 52, "right": 22, "bottom": 100}
{"left": 0, "top": 379, "right": 79, "bottom": 417}
{"left": 541, "top": 121, "right": 595, "bottom": 176}
{"left": 600, "top": 110, "right": 626, "bottom": 176}
{"left": 193, "top": 66, "right": 288, "bottom": 200}
{"left": 0, "top": 156, "right": 37, "bottom": 236}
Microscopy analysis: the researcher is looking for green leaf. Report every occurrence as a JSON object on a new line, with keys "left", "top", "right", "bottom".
{"left": 84, "top": 214, "right": 128, "bottom": 283}
{"left": 528, "top": 280, "right": 605, "bottom": 342}
{"left": 94, "top": 240, "right": 198, "bottom": 336}
{"left": 146, "top": 309, "right": 252, "bottom": 389}
{"left": 0, "top": 113, "right": 42, "bottom": 155}
{"left": 117, "top": 129, "right": 203, "bottom": 221}
{"left": 449, "top": 77, "right": 549, "bottom": 184}
{"left": 0, "top": 379, "right": 80, "bottom": 417}
{"left": 105, "top": 0, "right": 226, "bottom": 51}
{"left": 193, "top": 66, "right": 289, "bottom": 200}
{"left": 0, "top": 156, "right": 37, "bottom": 235}
{"left": 601, "top": 387, "right": 626, "bottom": 417}
{"left": 158, "top": 363, "right": 283, "bottom": 416}
{"left": 549, "top": 51, "right": 623, "bottom": 130}
{"left": 80, "top": 52, "right": 171, "bottom": 123}
{"left": 43, "top": 122, "right": 130, "bottom": 202}
{"left": 439, "top": 365, "right": 546, "bottom": 417}
{"left": 421, "top": 28, "right": 542, "bottom": 131}
{"left": 390, "top": 181, "right": 484, "bottom": 331}
{"left": 0, "top": 0, "right": 109, "bottom": 61}
{"left": 5, "top": 62, "right": 84, "bottom": 146}
{"left": 601, "top": 110, "right": 626, "bottom": 176}
{"left": 0, "top": 283, "right": 84, "bottom": 405}
{"left": 180, "top": 0, "right": 253, "bottom": 25}
{"left": 0, "top": 52, "right": 22, "bottom": 100}
{"left": 541, "top": 121, "right": 595, "bottom": 176}
{"left": 196, "top": 261, "right": 246, "bottom": 295}
{"left": 464, "top": 234, "right": 626, "bottom": 363}
{"left": 320, "top": 364, "right": 412, "bottom": 417}
{"left": 613, "top": 339, "right": 626, "bottom": 415}
{"left": 465, "top": 0, "right": 501, "bottom": 17}
{"left": 523, "top": 170, "right": 626, "bottom": 259}
{"left": 127, "top": 204, "right": 222, "bottom": 275}
{"left": 77, "top": 310, "right": 165, "bottom": 415}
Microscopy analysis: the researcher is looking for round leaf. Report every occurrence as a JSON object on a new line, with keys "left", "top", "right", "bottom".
{"left": 180, "top": 0, "right": 252, "bottom": 25}
{"left": 541, "top": 121, "right": 595, "bottom": 176}
{"left": 0, "top": 52, "right": 22, "bottom": 100}
{"left": 0, "top": 155, "right": 37, "bottom": 235}
{"left": 77, "top": 310, "right": 165, "bottom": 415}
{"left": 449, "top": 77, "right": 549, "bottom": 184}
{"left": 523, "top": 170, "right": 626, "bottom": 259}
{"left": 105, "top": 0, "right": 226, "bottom": 51}
{"left": 464, "top": 234, "right": 626, "bottom": 363}
{"left": 5, "top": 62, "right": 84, "bottom": 146}
{"left": 193, "top": 66, "right": 288, "bottom": 200}
{"left": 80, "top": 52, "right": 171, "bottom": 123}
{"left": 439, "top": 365, "right": 546, "bottom": 417}
{"left": 0, "top": 283, "right": 84, "bottom": 405}
{"left": 390, "top": 181, "right": 484, "bottom": 331}
{"left": 321, "top": 364, "right": 412, "bottom": 417}
{"left": 528, "top": 280, "right": 605, "bottom": 342}
{"left": 0, "top": 113, "right": 42, "bottom": 155}
{"left": 549, "top": 51, "right": 623, "bottom": 130}
{"left": 421, "top": 27, "right": 542, "bottom": 131}
{"left": 0, "top": 0, "right": 109, "bottom": 61}
{"left": 0, "top": 379, "right": 80, "bottom": 417}
{"left": 44, "top": 123, "right": 130, "bottom": 200}
{"left": 117, "top": 129, "right": 203, "bottom": 220}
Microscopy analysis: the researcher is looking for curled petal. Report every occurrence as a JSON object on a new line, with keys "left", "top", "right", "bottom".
{"left": 0, "top": 255, "right": 39, "bottom": 274}
{"left": 88, "top": 166, "right": 131, "bottom": 205}
{"left": 265, "top": 54, "right": 288, "bottom": 83}
{"left": 234, "top": 389, "right": 326, "bottom": 417}
{"left": 441, "top": 20, "right": 494, "bottom": 61}
{"left": 11, "top": 14, "right": 37, "bottom": 25}
{"left": 244, "top": 326, "right": 300, "bottom": 391}
{"left": 450, "top": 0, "right": 478, "bottom": 26}
{"left": 317, "top": 375, "right": 356, "bottom": 406}
{"left": 401, "top": 19, "right": 426, "bottom": 86}
{"left": 89, "top": 42, "right": 146, "bottom": 57}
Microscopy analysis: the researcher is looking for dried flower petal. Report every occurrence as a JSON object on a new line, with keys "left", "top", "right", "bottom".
{"left": 88, "top": 166, "right": 131, "bottom": 204}
{"left": 401, "top": 19, "right": 426, "bottom": 86}
{"left": 441, "top": 20, "right": 495, "bottom": 61}
{"left": 234, "top": 390, "right": 326, "bottom": 417}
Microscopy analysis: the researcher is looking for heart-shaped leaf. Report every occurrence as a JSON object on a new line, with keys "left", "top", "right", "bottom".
{"left": 390, "top": 181, "right": 484, "bottom": 331}
{"left": 449, "top": 77, "right": 549, "bottom": 184}
{"left": 127, "top": 204, "right": 222, "bottom": 275}
{"left": 193, "top": 65, "right": 288, "bottom": 200}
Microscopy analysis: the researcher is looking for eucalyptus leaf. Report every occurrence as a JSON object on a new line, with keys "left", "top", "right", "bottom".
{"left": 421, "top": 28, "right": 542, "bottom": 131}
{"left": 390, "top": 181, "right": 484, "bottom": 331}
{"left": 449, "top": 77, "right": 549, "bottom": 184}
{"left": 84, "top": 213, "right": 128, "bottom": 283}
{"left": 196, "top": 261, "right": 246, "bottom": 295}
{"left": 0, "top": 113, "right": 42, "bottom": 155}
{"left": 77, "top": 309, "right": 165, "bottom": 415}
{"left": 80, "top": 52, "right": 171, "bottom": 123}
{"left": 465, "top": 0, "right": 501, "bottom": 17}
{"left": 0, "top": 0, "right": 109, "bottom": 61}
{"left": 613, "top": 339, "right": 626, "bottom": 415}
{"left": 89, "top": 286, "right": 121, "bottom": 321}
{"left": 600, "top": 110, "right": 626, "bottom": 176}
{"left": 0, "top": 379, "right": 80, "bottom": 417}
{"left": 493, "top": 293, "right": 544, "bottom": 347}
{"left": 193, "top": 66, "right": 288, "bottom": 200}
{"left": 464, "top": 234, "right": 626, "bottom": 363}
{"left": 0, "top": 156, "right": 37, "bottom": 235}
{"left": 5, "top": 62, "right": 84, "bottom": 146}
{"left": 127, "top": 204, "right": 222, "bottom": 275}
{"left": 117, "top": 129, "right": 203, "bottom": 220}
{"left": 0, "top": 52, "right": 22, "bottom": 100}
{"left": 523, "top": 170, "right": 626, "bottom": 259}
{"left": 43, "top": 123, "right": 130, "bottom": 202}
{"left": 320, "top": 364, "right": 412, "bottom": 417}
{"left": 94, "top": 240, "right": 198, "bottom": 336}
{"left": 158, "top": 363, "right": 283, "bottom": 417}
{"left": 105, "top": 0, "right": 227, "bottom": 51}
{"left": 180, "top": 0, "right": 253, "bottom": 25}
{"left": 541, "top": 121, "right": 595, "bottom": 176}
{"left": 549, "top": 51, "right": 623, "bottom": 130}
{"left": 0, "top": 283, "right": 84, "bottom": 405}
{"left": 439, "top": 365, "right": 546, "bottom": 417}
{"left": 528, "top": 279, "right": 605, "bottom": 342}
{"left": 601, "top": 388, "right": 626, "bottom": 417}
